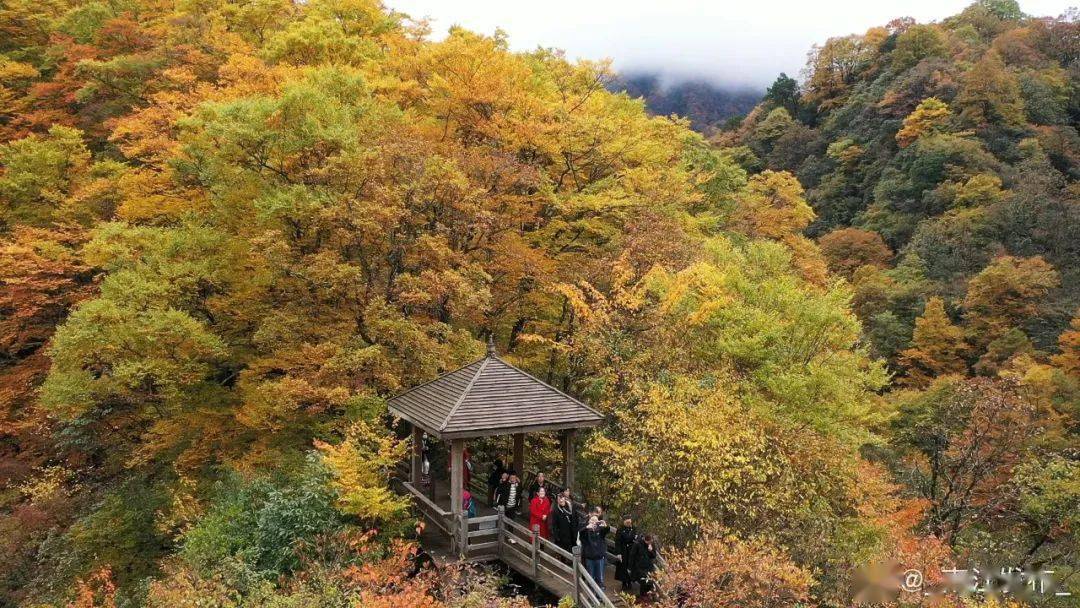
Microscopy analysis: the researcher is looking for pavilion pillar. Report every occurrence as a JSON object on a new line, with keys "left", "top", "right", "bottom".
{"left": 410, "top": 424, "right": 423, "bottom": 484}
{"left": 561, "top": 429, "right": 576, "bottom": 491}
{"left": 450, "top": 438, "right": 465, "bottom": 517}
{"left": 512, "top": 433, "right": 525, "bottom": 475}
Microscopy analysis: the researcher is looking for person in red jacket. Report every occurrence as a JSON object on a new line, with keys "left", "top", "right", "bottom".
{"left": 528, "top": 486, "right": 552, "bottom": 539}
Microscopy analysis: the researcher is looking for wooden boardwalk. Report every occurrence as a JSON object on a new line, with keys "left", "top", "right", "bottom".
{"left": 396, "top": 479, "right": 630, "bottom": 608}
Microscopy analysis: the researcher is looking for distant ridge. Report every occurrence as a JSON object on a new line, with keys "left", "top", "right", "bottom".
{"left": 610, "top": 72, "right": 762, "bottom": 135}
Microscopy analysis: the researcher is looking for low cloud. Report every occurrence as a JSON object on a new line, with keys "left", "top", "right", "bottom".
{"left": 388, "top": 0, "right": 1074, "bottom": 89}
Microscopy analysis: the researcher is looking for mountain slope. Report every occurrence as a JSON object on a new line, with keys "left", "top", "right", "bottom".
{"left": 728, "top": 1, "right": 1079, "bottom": 363}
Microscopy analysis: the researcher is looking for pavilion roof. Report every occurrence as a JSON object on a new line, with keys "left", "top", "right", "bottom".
{"left": 387, "top": 351, "right": 604, "bottom": 439}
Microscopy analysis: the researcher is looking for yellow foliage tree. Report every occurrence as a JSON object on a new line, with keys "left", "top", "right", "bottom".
{"left": 899, "top": 297, "right": 969, "bottom": 387}
{"left": 952, "top": 173, "right": 1006, "bottom": 207}
{"left": 956, "top": 50, "right": 1026, "bottom": 127}
{"left": 315, "top": 420, "right": 410, "bottom": 523}
{"left": 730, "top": 170, "right": 815, "bottom": 239}
{"left": 655, "top": 534, "right": 814, "bottom": 608}
{"left": 963, "top": 256, "right": 1060, "bottom": 346}
{"left": 1052, "top": 310, "right": 1080, "bottom": 376}
{"left": 896, "top": 97, "right": 951, "bottom": 148}
{"left": 589, "top": 380, "right": 785, "bottom": 543}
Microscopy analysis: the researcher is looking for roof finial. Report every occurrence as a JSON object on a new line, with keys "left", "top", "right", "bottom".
{"left": 486, "top": 333, "right": 496, "bottom": 357}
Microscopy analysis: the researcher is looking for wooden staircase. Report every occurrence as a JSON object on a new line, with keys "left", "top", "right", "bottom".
{"left": 396, "top": 479, "right": 626, "bottom": 608}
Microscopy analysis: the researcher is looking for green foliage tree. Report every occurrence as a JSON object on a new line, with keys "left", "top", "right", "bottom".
{"left": 1010, "top": 455, "right": 1080, "bottom": 558}
{"left": 180, "top": 470, "right": 342, "bottom": 577}
{"left": 979, "top": 0, "right": 1023, "bottom": 21}
{"left": 750, "top": 107, "right": 795, "bottom": 156}
{"left": 765, "top": 72, "right": 800, "bottom": 116}
{"left": 892, "top": 25, "right": 949, "bottom": 72}
{"left": 0, "top": 126, "right": 89, "bottom": 228}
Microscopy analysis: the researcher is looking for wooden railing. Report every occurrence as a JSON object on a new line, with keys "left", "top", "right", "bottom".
{"left": 395, "top": 476, "right": 616, "bottom": 608}
{"left": 495, "top": 507, "right": 616, "bottom": 608}
{"left": 394, "top": 478, "right": 452, "bottom": 535}
{"left": 398, "top": 460, "right": 671, "bottom": 607}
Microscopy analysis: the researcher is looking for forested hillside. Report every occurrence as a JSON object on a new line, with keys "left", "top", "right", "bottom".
{"left": 725, "top": 1, "right": 1079, "bottom": 369}
{"left": 0, "top": 0, "right": 1077, "bottom": 606}
{"left": 718, "top": 4, "right": 1080, "bottom": 604}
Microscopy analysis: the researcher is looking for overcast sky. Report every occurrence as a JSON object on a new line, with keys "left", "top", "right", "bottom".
{"left": 385, "top": 1, "right": 1076, "bottom": 89}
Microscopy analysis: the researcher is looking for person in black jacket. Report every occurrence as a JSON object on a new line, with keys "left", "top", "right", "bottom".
{"left": 614, "top": 516, "right": 638, "bottom": 591}
{"left": 491, "top": 471, "right": 509, "bottom": 507}
{"left": 629, "top": 534, "right": 658, "bottom": 598}
{"left": 549, "top": 493, "right": 579, "bottom": 553}
{"left": 494, "top": 473, "right": 523, "bottom": 519}
{"left": 578, "top": 514, "right": 610, "bottom": 589}
{"left": 527, "top": 472, "right": 551, "bottom": 500}
{"left": 487, "top": 456, "right": 506, "bottom": 505}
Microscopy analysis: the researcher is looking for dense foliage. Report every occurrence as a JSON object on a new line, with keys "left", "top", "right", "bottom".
{"left": 720, "top": 0, "right": 1080, "bottom": 604}
{"left": 0, "top": 0, "right": 1076, "bottom": 606}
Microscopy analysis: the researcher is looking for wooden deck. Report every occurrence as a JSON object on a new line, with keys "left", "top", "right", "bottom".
{"left": 395, "top": 478, "right": 630, "bottom": 608}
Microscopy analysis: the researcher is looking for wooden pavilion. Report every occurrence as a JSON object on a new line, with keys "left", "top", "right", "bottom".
{"left": 387, "top": 340, "right": 627, "bottom": 608}
{"left": 388, "top": 338, "right": 604, "bottom": 520}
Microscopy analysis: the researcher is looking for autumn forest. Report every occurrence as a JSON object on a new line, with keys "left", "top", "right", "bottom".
{"left": 0, "top": 0, "right": 1078, "bottom": 606}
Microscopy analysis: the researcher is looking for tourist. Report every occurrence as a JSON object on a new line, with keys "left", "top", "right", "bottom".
{"left": 550, "top": 493, "right": 579, "bottom": 553}
{"left": 420, "top": 433, "right": 431, "bottom": 477}
{"left": 464, "top": 448, "right": 474, "bottom": 487}
{"left": 629, "top": 534, "right": 658, "bottom": 598}
{"left": 578, "top": 514, "right": 610, "bottom": 589}
{"left": 495, "top": 473, "right": 522, "bottom": 519}
{"left": 492, "top": 471, "right": 509, "bottom": 507}
{"left": 463, "top": 489, "right": 477, "bottom": 518}
{"left": 445, "top": 447, "right": 473, "bottom": 489}
{"left": 487, "top": 456, "right": 506, "bottom": 504}
{"left": 558, "top": 487, "right": 573, "bottom": 510}
{"left": 614, "top": 515, "right": 638, "bottom": 591}
{"left": 528, "top": 471, "right": 551, "bottom": 500}
{"left": 529, "top": 486, "right": 552, "bottom": 539}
